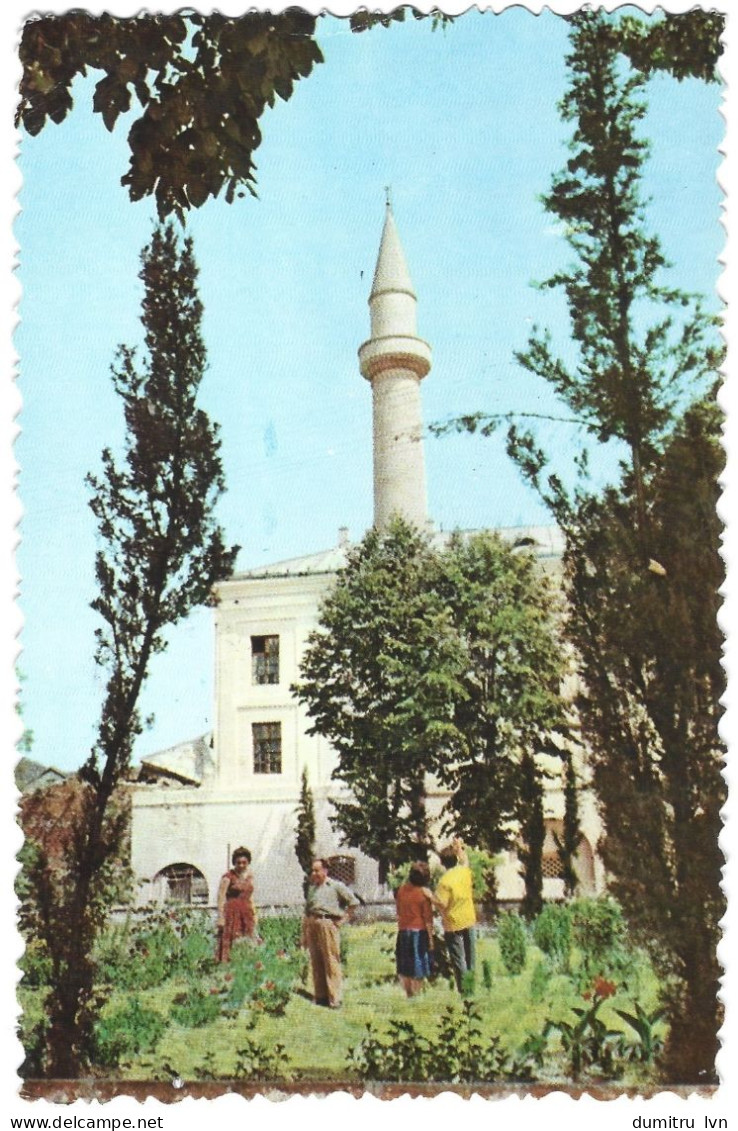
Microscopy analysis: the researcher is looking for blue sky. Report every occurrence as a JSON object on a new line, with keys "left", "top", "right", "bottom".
{"left": 14, "top": 8, "right": 724, "bottom": 773}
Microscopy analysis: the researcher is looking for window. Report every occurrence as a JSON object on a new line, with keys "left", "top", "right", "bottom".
{"left": 251, "top": 635, "right": 279, "bottom": 685}
{"left": 327, "top": 855, "right": 356, "bottom": 886}
{"left": 155, "top": 863, "right": 209, "bottom": 905}
{"left": 253, "top": 722, "right": 282, "bottom": 774}
{"left": 542, "top": 852, "right": 565, "bottom": 880}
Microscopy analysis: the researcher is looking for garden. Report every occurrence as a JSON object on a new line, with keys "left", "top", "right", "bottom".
{"left": 19, "top": 896, "right": 668, "bottom": 1086}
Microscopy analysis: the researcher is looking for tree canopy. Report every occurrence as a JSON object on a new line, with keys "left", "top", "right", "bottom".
{"left": 295, "top": 519, "right": 567, "bottom": 895}
{"left": 504, "top": 10, "right": 724, "bottom": 1080}
{"left": 17, "top": 8, "right": 723, "bottom": 221}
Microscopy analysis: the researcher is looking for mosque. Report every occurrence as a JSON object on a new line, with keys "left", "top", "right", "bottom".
{"left": 130, "top": 205, "right": 604, "bottom": 910}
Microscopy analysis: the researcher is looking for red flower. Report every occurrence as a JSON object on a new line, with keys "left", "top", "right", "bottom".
{"left": 255, "top": 961, "right": 264, "bottom": 970}
{"left": 209, "top": 987, "right": 219, "bottom": 995}
{"left": 593, "top": 976, "right": 617, "bottom": 1000}
{"left": 224, "top": 973, "right": 233, "bottom": 982}
{"left": 264, "top": 980, "right": 276, "bottom": 990}
{"left": 582, "top": 991, "right": 592, "bottom": 1001}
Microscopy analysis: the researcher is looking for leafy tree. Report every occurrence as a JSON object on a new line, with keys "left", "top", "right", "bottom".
{"left": 24, "top": 224, "right": 237, "bottom": 1077}
{"left": 17, "top": 11, "right": 322, "bottom": 221}
{"left": 295, "top": 523, "right": 567, "bottom": 893}
{"left": 512, "top": 10, "right": 721, "bottom": 544}
{"left": 555, "top": 753, "right": 583, "bottom": 898}
{"left": 294, "top": 519, "right": 465, "bottom": 881}
{"left": 560, "top": 392, "right": 725, "bottom": 1081}
{"left": 294, "top": 766, "right": 316, "bottom": 896}
{"left": 504, "top": 12, "right": 724, "bottom": 1080}
{"left": 434, "top": 532, "right": 567, "bottom": 918}
{"left": 17, "top": 10, "right": 722, "bottom": 222}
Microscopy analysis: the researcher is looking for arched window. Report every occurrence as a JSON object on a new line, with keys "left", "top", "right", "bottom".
{"left": 153, "top": 863, "right": 209, "bottom": 905}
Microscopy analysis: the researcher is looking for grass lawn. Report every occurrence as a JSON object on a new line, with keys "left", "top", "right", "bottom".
{"left": 83, "top": 922, "right": 663, "bottom": 1084}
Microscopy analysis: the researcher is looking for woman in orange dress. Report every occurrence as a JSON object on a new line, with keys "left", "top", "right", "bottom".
{"left": 216, "top": 846, "right": 256, "bottom": 962}
{"left": 394, "top": 861, "right": 435, "bottom": 996}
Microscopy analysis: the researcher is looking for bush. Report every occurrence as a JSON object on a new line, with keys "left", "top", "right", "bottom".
{"left": 349, "top": 1001, "right": 513, "bottom": 1083}
{"left": 569, "top": 897, "right": 635, "bottom": 989}
{"left": 529, "top": 957, "right": 552, "bottom": 1003}
{"left": 233, "top": 1036, "right": 289, "bottom": 1081}
{"left": 170, "top": 984, "right": 223, "bottom": 1028}
{"left": 257, "top": 915, "right": 302, "bottom": 951}
{"left": 533, "top": 903, "right": 572, "bottom": 969}
{"left": 95, "top": 906, "right": 216, "bottom": 991}
{"left": 220, "top": 922, "right": 306, "bottom": 1017}
{"left": 92, "top": 997, "right": 166, "bottom": 1068}
{"left": 498, "top": 911, "right": 527, "bottom": 975}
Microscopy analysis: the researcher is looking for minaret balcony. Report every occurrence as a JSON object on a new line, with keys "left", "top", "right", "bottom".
{"left": 358, "top": 334, "right": 432, "bottom": 382}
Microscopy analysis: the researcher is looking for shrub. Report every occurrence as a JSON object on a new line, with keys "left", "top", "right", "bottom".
{"left": 233, "top": 1036, "right": 289, "bottom": 1081}
{"left": 349, "top": 1002, "right": 513, "bottom": 1083}
{"left": 221, "top": 924, "right": 306, "bottom": 1016}
{"left": 92, "top": 997, "right": 166, "bottom": 1068}
{"left": 95, "top": 906, "right": 216, "bottom": 991}
{"left": 170, "top": 984, "right": 222, "bottom": 1028}
{"left": 532, "top": 903, "right": 571, "bottom": 969}
{"left": 529, "top": 957, "right": 552, "bottom": 1003}
{"left": 569, "top": 897, "right": 635, "bottom": 989}
{"left": 497, "top": 911, "right": 527, "bottom": 975}
{"left": 257, "top": 915, "right": 302, "bottom": 951}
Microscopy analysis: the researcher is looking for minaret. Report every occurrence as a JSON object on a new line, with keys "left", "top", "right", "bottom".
{"left": 359, "top": 203, "right": 432, "bottom": 530}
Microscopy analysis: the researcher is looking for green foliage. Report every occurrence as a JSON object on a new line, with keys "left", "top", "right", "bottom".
{"left": 220, "top": 925, "right": 306, "bottom": 1017}
{"left": 614, "top": 11, "right": 723, "bottom": 83}
{"left": 556, "top": 755, "right": 583, "bottom": 897}
{"left": 614, "top": 1001, "right": 666, "bottom": 1064}
{"left": 295, "top": 519, "right": 466, "bottom": 876}
{"left": 257, "top": 915, "right": 302, "bottom": 952}
{"left": 92, "top": 997, "right": 167, "bottom": 1069}
{"left": 28, "top": 225, "right": 237, "bottom": 1078}
{"left": 569, "top": 898, "right": 634, "bottom": 989}
{"left": 466, "top": 848, "right": 501, "bottom": 909}
{"left": 502, "top": 10, "right": 725, "bottom": 1082}
{"left": 349, "top": 1001, "right": 513, "bottom": 1083}
{"left": 481, "top": 958, "right": 494, "bottom": 991}
{"left": 436, "top": 532, "right": 567, "bottom": 886}
{"left": 497, "top": 911, "right": 527, "bottom": 976}
{"left": 233, "top": 1036, "right": 289, "bottom": 1081}
{"left": 512, "top": 11, "right": 721, "bottom": 516}
{"left": 532, "top": 903, "right": 572, "bottom": 970}
{"left": 296, "top": 520, "right": 566, "bottom": 884}
{"left": 170, "top": 984, "right": 222, "bottom": 1029}
{"left": 95, "top": 906, "right": 216, "bottom": 991}
{"left": 547, "top": 994, "right": 622, "bottom": 1081}
{"left": 529, "top": 958, "right": 552, "bottom": 1004}
{"left": 18, "top": 937, "right": 53, "bottom": 989}
{"left": 294, "top": 767, "right": 316, "bottom": 895}
{"left": 18, "top": 12, "right": 323, "bottom": 221}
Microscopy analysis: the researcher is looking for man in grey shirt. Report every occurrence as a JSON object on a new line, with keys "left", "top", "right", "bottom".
{"left": 300, "top": 858, "right": 359, "bottom": 1008}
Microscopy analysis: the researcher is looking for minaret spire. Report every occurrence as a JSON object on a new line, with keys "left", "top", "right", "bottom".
{"left": 359, "top": 203, "right": 432, "bottom": 530}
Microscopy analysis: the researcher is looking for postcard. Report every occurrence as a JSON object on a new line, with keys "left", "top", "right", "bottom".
{"left": 5, "top": 0, "right": 734, "bottom": 1124}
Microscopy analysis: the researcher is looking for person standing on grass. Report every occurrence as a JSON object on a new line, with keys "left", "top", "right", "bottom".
{"left": 300, "top": 857, "right": 359, "bottom": 1009}
{"left": 394, "top": 861, "right": 435, "bottom": 996}
{"left": 434, "top": 837, "right": 477, "bottom": 992}
{"left": 216, "top": 846, "right": 256, "bottom": 962}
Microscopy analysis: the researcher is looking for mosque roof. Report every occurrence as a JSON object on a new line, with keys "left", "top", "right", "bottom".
{"left": 231, "top": 524, "right": 564, "bottom": 581}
